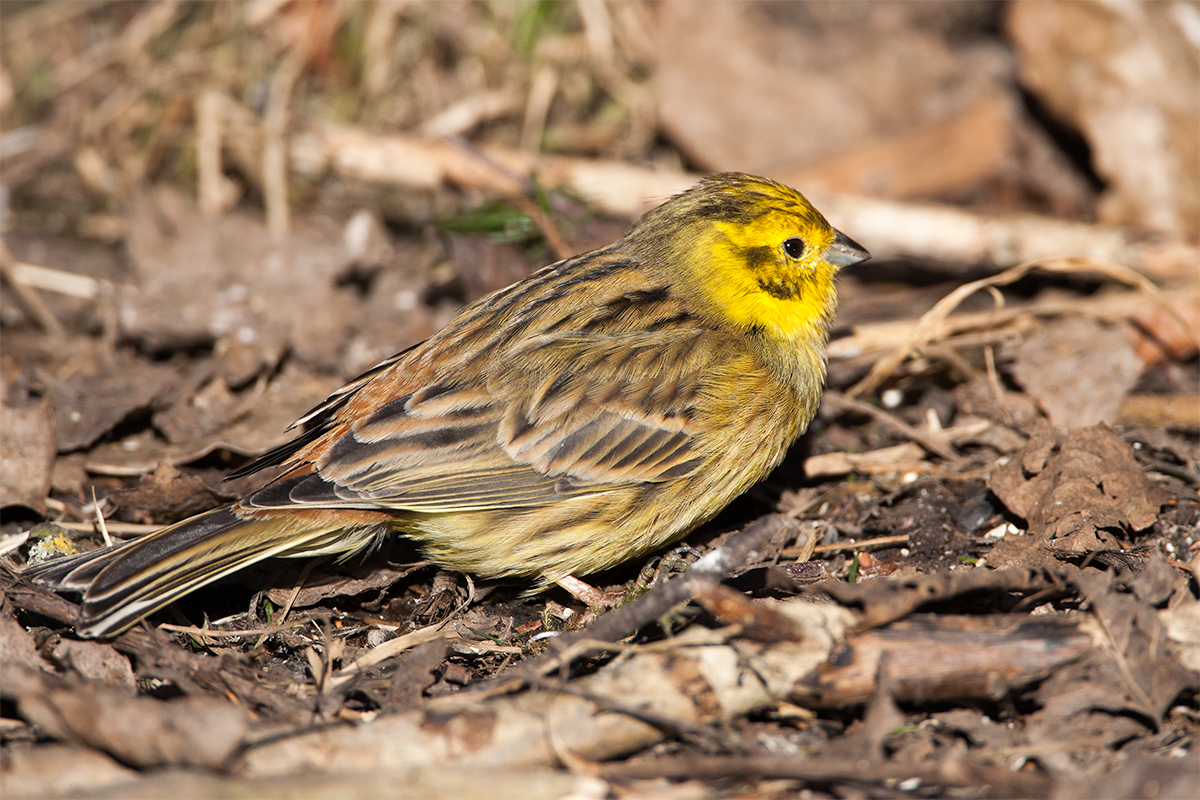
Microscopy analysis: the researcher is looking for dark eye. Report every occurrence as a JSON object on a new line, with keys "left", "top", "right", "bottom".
{"left": 783, "top": 237, "right": 805, "bottom": 258}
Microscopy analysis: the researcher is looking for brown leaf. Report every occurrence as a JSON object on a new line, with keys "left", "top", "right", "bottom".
{"left": 122, "top": 185, "right": 359, "bottom": 371}
{"left": 1007, "top": 1, "right": 1200, "bottom": 239}
{"left": 40, "top": 346, "right": 183, "bottom": 453}
{"left": 263, "top": 565, "right": 416, "bottom": 609}
{"left": 111, "top": 462, "right": 229, "bottom": 524}
{"left": 988, "top": 425, "right": 1169, "bottom": 557}
{"left": 83, "top": 363, "right": 340, "bottom": 476}
{"left": 1010, "top": 318, "right": 1143, "bottom": 429}
{"left": 0, "top": 376, "right": 55, "bottom": 512}
{"left": 50, "top": 640, "right": 136, "bottom": 689}
{"left": 653, "top": 0, "right": 1012, "bottom": 194}
{"left": 0, "top": 615, "right": 52, "bottom": 676}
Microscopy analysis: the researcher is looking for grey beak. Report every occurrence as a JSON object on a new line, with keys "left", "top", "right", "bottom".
{"left": 827, "top": 229, "right": 871, "bottom": 267}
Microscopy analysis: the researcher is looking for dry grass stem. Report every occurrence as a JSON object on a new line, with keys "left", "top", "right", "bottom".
{"left": 275, "top": 557, "right": 327, "bottom": 629}
{"left": 57, "top": 521, "right": 157, "bottom": 536}
{"left": 823, "top": 391, "right": 962, "bottom": 463}
{"left": 809, "top": 534, "right": 912, "bottom": 555}
{"left": 0, "top": 244, "right": 66, "bottom": 338}
{"left": 521, "top": 67, "right": 558, "bottom": 154}
{"left": 88, "top": 487, "right": 113, "bottom": 548}
{"left": 264, "top": 44, "right": 309, "bottom": 239}
{"left": 847, "top": 256, "right": 1200, "bottom": 400}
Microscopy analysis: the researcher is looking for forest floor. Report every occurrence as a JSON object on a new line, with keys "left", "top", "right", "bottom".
{"left": 2, "top": 3, "right": 1197, "bottom": 798}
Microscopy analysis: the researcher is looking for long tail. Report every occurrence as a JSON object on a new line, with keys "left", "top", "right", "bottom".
{"left": 24, "top": 505, "right": 386, "bottom": 638}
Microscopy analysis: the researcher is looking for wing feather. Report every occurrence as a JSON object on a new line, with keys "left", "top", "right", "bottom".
{"left": 276, "top": 328, "right": 716, "bottom": 513}
{"left": 243, "top": 252, "right": 737, "bottom": 515}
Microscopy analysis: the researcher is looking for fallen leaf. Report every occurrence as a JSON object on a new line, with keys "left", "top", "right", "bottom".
{"left": 1008, "top": 1, "right": 1200, "bottom": 239}
{"left": 1010, "top": 318, "right": 1143, "bottom": 428}
{"left": 112, "top": 461, "right": 229, "bottom": 524}
{"left": 988, "top": 424, "right": 1168, "bottom": 556}
{"left": 0, "top": 376, "right": 56, "bottom": 512}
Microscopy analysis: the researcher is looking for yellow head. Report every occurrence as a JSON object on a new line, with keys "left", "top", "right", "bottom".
{"left": 630, "top": 173, "right": 869, "bottom": 346}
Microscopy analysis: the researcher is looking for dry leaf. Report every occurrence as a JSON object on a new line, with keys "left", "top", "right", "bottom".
{"left": 1008, "top": 1, "right": 1200, "bottom": 239}
{"left": 0, "top": 376, "right": 56, "bottom": 512}
{"left": 1010, "top": 317, "right": 1143, "bottom": 428}
{"left": 988, "top": 424, "right": 1168, "bottom": 556}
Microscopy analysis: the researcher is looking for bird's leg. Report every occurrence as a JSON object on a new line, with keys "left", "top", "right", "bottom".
{"left": 555, "top": 575, "right": 625, "bottom": 625}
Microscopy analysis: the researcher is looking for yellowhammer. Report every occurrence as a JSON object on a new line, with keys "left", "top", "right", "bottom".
{"left": 27, "top": 172, "right": 869, "bottom": 637}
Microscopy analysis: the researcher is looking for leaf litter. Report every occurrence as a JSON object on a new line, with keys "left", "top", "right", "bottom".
{"left": 1, "top": 3, "right": 1197, "bottom": 799}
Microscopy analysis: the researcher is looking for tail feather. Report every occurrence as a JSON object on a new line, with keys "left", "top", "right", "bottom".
{"left": 24, "top": 505, "right": 384, "bottom": 638}
{"left": 24, "top": 546, "right": 116, "bottom": 593}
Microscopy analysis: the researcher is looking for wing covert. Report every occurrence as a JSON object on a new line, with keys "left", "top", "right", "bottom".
{"left": 270, "top": 328, "right": 717, "bottom": 513}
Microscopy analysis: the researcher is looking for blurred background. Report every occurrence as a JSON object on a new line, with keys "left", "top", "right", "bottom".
{"left": 4, "top": 1, "right": 1197, "bottom": 226}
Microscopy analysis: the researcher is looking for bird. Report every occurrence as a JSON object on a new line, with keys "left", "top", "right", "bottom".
{"left": 25, "top": 172, "right": 869, "bottom": 638}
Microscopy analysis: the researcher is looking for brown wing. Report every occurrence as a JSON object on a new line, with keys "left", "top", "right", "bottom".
{"left": 244, "top": 328, "right": 711, "bottom": 514}
{"left": 236, "top": 244, "right": 735, "bottom": 514}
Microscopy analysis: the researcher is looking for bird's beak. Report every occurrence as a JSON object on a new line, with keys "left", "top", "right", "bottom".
{"left": 827, "top": 229, "right": 871, "bottom": 267}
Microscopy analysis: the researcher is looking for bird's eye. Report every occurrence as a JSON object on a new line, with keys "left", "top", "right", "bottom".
{"left": 783, "top": 237, "right": 805, "bottom": 258}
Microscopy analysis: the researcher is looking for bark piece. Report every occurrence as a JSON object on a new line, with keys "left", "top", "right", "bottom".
{"left": 11, "top": 666, "right": 248, "bottom": 769}
{"left": 239, "top": 599, "right": 854, "bottom": 777}
{"left": 0, "top": 743, "right": 137, "bottom": 800}
{"left": 790, "top": 613, "right": 1097, "bottom": 707}
{"left": 80, "top": 765, "right": 590, "bottom": 800}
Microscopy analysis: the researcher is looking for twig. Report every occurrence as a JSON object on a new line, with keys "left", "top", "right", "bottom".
{"left": 0, "top": 242, "right": 65, "bottom": 338}
{"left": 781, "top": 533, "right": 911, "bottom": 557}
{"left": 288, "top": 126, "right": 1197, "bottom": 279}
{"left": 57, "top": 521, "right": 157, "bottom": 535}
{"left": 492, "top": 514, "right": 798, "bottom": 687}
{"left": 0, "top": 566, "right": 82, "bottom": 626}
{"left": 88, "top": 487, "right": 114, "bottom": 548}
{"left": 846, "top": 256, "right": 1200, "bottom": 401}
{"left": 157, "top": 621, "right": 309, "bottom": 639}
{"left": 4, "top": 261, "right": 101, "bottom": 299}
{"left": 512, "top": 194, "right": 573, "bottom": 261}
{"left": 828, "top": 286, "right": 1196, "bottom": 361}
{"left": 421, "top": 90, "right": 519, "bottom": 138}
{"left": 596, "top": 743, "right": 1050, "bottom": 796}
{"left": 822, "top": 391, "right": 961, "bottom": 463}
{"left": 51, "top": 0, "right": 181, "bottom": 92}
